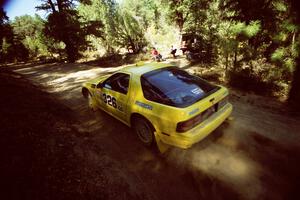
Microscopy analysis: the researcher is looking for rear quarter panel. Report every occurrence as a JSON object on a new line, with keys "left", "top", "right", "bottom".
{"left": 131, "top": 81, "right": 229, "bottom": 135}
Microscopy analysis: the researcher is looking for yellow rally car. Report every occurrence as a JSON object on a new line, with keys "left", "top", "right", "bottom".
{"left": 82, "top": 62, "right": 232, "bottom": 150}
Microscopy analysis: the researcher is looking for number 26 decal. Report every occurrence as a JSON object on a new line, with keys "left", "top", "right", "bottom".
{"left": 102, "top": 93, "right": 117, "bottom": 108}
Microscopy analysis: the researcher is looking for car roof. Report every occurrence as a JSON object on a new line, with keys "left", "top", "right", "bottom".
{"left": 120, "top": 62, "right": 174, "bottom": 76}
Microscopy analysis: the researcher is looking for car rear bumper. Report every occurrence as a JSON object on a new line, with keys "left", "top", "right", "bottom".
{"left": 158, "top": 103, "right": 233, "bottom": 149}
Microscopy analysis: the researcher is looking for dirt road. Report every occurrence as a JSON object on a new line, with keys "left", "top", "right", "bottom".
{"left": 9, "top": 60, "right": 300, "bottom": 200}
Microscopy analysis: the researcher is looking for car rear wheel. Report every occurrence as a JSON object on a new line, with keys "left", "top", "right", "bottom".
{"left": 134, "top": 118, "right": 154, "bottom": 146}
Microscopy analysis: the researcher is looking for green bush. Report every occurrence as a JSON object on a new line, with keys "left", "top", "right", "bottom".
{"left": 228, "top": 59, "right": 283, "bottom": 96}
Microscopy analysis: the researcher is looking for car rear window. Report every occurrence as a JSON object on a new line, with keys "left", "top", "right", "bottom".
{"left": 141, "top": 67, "right": 220, "bottom": 108}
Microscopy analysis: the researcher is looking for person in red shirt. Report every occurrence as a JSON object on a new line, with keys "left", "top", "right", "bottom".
{"left": 151, "top": 47, "right": 162, "bottom": 61}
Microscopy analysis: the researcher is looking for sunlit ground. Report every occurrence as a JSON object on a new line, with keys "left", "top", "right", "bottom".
{"left": 130, "top": 120, "right": 264, "bottom": 200}
{"left": 189, "top": 138, "right": 262, "bottom": 199}
{"left": 14, "top": 59, "right": 189, "bottom": 96}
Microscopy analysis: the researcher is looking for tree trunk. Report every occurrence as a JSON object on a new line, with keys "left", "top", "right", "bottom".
{"left": 225, "top": 52, "right": 228, "bottom": 71}
{"left": 175, "top": 9, "right": 184, "bottom": 33}
{"left": 128, "top": 36, "right": 136, "bottom": 53}
{"left": 233, "top": 43, "right": 238, "bottom": 70}
{"left": 288, "top": 56, "right": 300, "bottom": 110}
{"left": 288, "top": 0, "right": 300, "bottom": 111}
{"left": 47, "top": 0, "right": 56, "bottom": 12}
{"left": 291, "top": 31, "right": 295, "bottom": 52}
{"left": 64, "top": 39, "right": 76, "bottom": 62}
{"left": 57, "top": 0, "right": 63, "bottom": 12}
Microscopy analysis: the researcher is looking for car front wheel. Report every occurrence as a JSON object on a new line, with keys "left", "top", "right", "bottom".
{"left": 84, "top": 90, "right": 97, "bottom": 111}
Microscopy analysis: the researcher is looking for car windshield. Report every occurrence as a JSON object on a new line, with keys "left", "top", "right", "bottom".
{"left": 141, "top": 67, "right": 219, "bottom": 108}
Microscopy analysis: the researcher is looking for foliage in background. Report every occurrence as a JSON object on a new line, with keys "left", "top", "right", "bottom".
{"left": 37, "top": 0, "right": 103, "bottom": 62}
{"left": 0, "top": 8, "right": 29, "bottom": 62}
{"left": 78, "top": 0, "right": 149, "bottom": 55}
{"left": 1, "top": 0, "right": 300, "bottom": 107}
{"left": 11, "top": 15, "right": 50, "bottom": 59}
{"left": 287, "top": 0, "right": 300, "bottom": 109}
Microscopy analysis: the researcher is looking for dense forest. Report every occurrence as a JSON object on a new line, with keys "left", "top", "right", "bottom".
{"left": 0, "top": 0, "right": 299, "bottom": 110}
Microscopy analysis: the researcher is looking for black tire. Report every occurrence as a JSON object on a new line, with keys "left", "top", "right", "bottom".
{"left": 82, "top": 88, "right": 89, "bottom": 98}
{"left": 82, "top": 88, "right": 97, "bottom": 111}
{"left": 134, "top": 117, "right": 155, "bottom": 146}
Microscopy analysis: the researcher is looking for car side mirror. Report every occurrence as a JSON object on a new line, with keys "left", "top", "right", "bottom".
{"left": 91, "top": 84, "right": 96, "bottom": 89}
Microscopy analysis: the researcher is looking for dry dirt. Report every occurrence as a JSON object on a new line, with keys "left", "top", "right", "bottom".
{"left": 1, "top": 59, "right": 300, "bottom": 200}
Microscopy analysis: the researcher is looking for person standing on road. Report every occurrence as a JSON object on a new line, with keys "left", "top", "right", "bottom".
{"left": 170, "top": 45, "right": 177, "bottom": 58}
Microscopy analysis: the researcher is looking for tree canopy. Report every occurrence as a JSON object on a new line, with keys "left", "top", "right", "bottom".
{"left": 1, "top": 0, "right": 300, "bottom": 109}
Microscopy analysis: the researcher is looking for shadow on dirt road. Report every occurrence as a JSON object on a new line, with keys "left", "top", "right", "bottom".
{"left": 7, "top": 61, "right": 300, "bottom": 200}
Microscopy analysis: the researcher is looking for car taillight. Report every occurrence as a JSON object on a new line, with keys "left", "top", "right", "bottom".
{"left": 176, "top": 113, "right": 203, "bottom": 133}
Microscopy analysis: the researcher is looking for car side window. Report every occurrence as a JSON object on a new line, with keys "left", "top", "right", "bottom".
{"left": 103, "top": 73, "right": 130, "bottom": 94}
{"left": 141, "top": 77, "right": 166, "bottom": 102}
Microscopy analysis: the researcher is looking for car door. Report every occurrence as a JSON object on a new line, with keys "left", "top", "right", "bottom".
{"left": 100, "top": 73, "right": 131, "bottom": 122}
